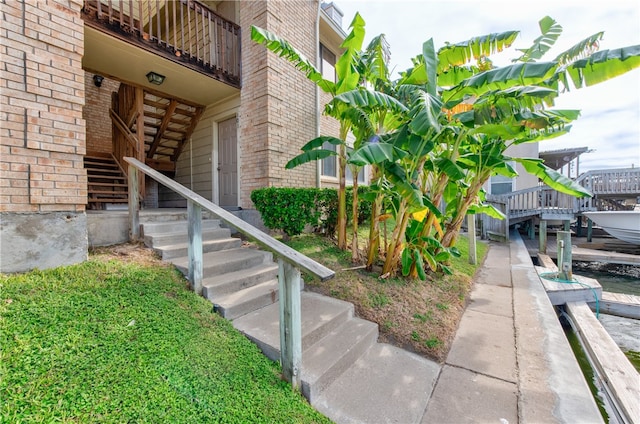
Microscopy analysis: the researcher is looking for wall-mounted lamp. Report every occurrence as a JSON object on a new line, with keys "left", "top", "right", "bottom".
{"left": 93, "top": 74, "right": 104, "bottom": 87}
{"left": 146, "top": 71, "right": 165, "bottom": 85}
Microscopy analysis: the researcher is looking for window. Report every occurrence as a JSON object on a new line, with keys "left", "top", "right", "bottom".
{"left": 322, "top": 141, "right": 337, "bottom": 177}
{"left": 321, "top": 142, "right": 367, "bottom": 184}
{"left": 346, "top": 165, "right": 366, "bottom": 184}
{"left": 320, "top": 44, "right": 336, "bottom": 83}
{"left": 489, "top": 162, "right": 515, "bottom": 195}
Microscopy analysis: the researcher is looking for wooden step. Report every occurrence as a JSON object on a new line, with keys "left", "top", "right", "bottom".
{"left": 87, "top": 182, "right": 128, "bottom": 188}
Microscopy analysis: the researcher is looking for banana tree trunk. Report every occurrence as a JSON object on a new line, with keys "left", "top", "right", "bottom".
{"left": 366, "top": 192, "right": 383, "bottom": 270}
{"left": 351, "top": 173, "right": 360, "bottom": 262}
{"left": 337, "top": 143, "right": 347, "bottom": 250}
{"left": 382, "top": 200, "right": 410, "bottom": 276}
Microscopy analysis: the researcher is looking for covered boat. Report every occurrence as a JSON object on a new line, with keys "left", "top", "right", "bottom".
{"left": 583, "top": 211, "right": 640, "bottom": 245}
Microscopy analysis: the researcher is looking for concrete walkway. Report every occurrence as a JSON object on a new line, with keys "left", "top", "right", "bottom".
{"left": 420, "top": 230, "right": 603, "bottom": 423}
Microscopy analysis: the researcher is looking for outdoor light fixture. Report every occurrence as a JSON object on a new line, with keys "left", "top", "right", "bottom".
{"left": 93, "top": 74, "right": 104, "bottom": 87}
{"left": 146, "top": 71, "right": 165, "bottom": 85}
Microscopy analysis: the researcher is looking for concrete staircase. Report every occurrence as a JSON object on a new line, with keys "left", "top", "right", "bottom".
{"left": 141, "top": 214, "right": 441, "bottom": 423}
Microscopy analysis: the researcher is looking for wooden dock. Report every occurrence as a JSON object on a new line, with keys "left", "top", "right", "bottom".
{"left": 525, "top": 236, "right": 640, "bottom": 266}
{"left": 589, "top": 292, "right": 640, "bottom": 320}
{"left": 536, "top": 266, "right": 602, "bottom": 306}
{"left": 565, "top": 301, "right": 640, "bottom": 424}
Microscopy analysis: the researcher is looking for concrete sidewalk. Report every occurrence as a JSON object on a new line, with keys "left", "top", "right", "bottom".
{"left": 420, "top": 231, "right": 602, "bottom": 423}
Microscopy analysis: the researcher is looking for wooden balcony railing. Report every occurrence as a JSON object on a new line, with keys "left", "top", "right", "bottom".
{"left": 82, "top": 0, "right": 241, "bottom": 88}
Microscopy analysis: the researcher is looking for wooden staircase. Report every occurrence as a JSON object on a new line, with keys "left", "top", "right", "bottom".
{"left": 111, "top": 84, "right": 204, "bottom": 177}
{"left": 86, "top": 83, "right": 204, "bottom": 208}
{"left": 85, "top": 152, "right": 128, "bottom": 209}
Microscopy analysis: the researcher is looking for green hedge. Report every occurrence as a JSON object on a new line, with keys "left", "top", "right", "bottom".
{"left": 251, "top": 187, "right": 370, "bottom": 238}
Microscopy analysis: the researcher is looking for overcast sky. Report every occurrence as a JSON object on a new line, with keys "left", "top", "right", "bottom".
{"left": 333, "top": 0, "right": 640, "bottom": 172}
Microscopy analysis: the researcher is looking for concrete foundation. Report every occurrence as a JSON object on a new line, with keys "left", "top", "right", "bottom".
{"left": 0, "top": 212, "right": 88, "bottom": 273}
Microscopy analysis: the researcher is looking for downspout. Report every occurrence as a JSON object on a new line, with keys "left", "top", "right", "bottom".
{"left": 315, "top": 0, "right": 321, "bottom": 188}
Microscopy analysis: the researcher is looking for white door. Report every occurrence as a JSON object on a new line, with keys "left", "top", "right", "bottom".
{"left": 218, "top": 117, "right": 238, "bottom": 207}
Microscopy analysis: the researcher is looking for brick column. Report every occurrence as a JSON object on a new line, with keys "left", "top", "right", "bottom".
{"left": 1, "top": 0, "right": 88, "bottom": 272}
{"left": 238, "top": 0, "right": 319, "bottom": 208}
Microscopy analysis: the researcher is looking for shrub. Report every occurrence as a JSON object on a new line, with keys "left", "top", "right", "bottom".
{"left": 251, "top": 187, "right": 371, "bottom": 238}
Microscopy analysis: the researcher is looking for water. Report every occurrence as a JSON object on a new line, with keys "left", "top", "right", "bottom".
{"left": 572, "top": 262, "right": 640, "bottom": 296}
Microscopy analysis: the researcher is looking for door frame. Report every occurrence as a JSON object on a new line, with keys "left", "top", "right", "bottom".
{"left": 211, "top": 110, "right": 239, "bottom": 206}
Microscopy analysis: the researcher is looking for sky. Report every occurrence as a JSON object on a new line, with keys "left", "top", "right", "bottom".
{"left": 332, "top": 0, "right": 640, "bottom": 173}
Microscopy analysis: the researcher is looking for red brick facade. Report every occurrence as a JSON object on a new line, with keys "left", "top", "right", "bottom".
{"left": 238, "top": 1, "right": 321, "bottom": 207}
{"left": 84, "top": 73, "right": 119, "bottom": 155}
{"left": 1, "top": 0, "right": 86, "bottom": 212}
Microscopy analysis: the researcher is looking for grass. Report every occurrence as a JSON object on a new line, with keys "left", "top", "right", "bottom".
{"left": 285, "top": 232, "right": 488, "bottom": 361}
{"left": 0, "top": 250, "right": 330, "bottom": 424}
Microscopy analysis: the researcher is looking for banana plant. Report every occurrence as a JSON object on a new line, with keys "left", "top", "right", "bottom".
{"left": 252, "top": 14, "right": 367, "bottom": 250}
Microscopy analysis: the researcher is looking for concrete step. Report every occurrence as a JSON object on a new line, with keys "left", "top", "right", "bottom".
{"left": 212, "top": 279, "right": 280, "bottom": 320}
{"left": 202, "top": 263, "right": 279, "bottom": 297}
{"left": 171, "top": 248, "right": 273, "bottom": 276}
{"left": 312, "top": 343, "right": 441, "bottom": 424}
{"left": 144, "top": 227, "right": 233, "bottom": 248}
{"left": 301, "top": 317, "right": 378, "bottom": 402}
{"left": 142, "top": 219, "right": 220, "bottom": 234}
{"left": 233, "top": 291, "right": 353, "bottom": 362}
{"left": 153, "top": 237, "right": 242, "bottom": 260}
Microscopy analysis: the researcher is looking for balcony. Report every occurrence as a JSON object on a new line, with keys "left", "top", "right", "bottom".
{"left": 82, "top": 0, "right": 241, "bottom": 89}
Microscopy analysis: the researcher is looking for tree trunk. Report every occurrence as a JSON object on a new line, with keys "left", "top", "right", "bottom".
{"left": 337, "top": 143, "right": 347, "bottom": 250}
{"left": 382, "top": 201, "right": 409, "bottom": 276}
{"left": 351, "top": 172, "right": 359, "bottom": 262}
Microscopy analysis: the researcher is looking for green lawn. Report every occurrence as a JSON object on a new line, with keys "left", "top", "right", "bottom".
{"left": 0, "top": 257, "right": 330, "bottom": 423}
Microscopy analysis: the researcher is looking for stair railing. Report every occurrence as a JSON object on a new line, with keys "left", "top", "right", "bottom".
{"left": 124, "top": 157, "right": 334, "bottom": 389}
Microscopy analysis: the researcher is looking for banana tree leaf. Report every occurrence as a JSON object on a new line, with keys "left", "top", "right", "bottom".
{"left": 435, "top": 157, "right": 466, "bottom": 180}
{"left": 335, "top": 13, "right": 365, "bottom": 90}
{"left": 513, "top": 16, "right": 562, "bottom": 63}
{"left": 399, "top": 62, "right": 428, "bottom": 86}
{"left": 363, "top": 34, "right": 390, "bottom": 83}
{"left": 444, "top": 62, "right": 557, "bottom": 103}
{"left": 566, "top": 45, "right": 640, "bottom": 88}
{"left": 491, "top": 161, "right": 518, "bottom": 178}
{"left": 438, "top": 66, "right": 477, "bottom": 88}
{"left": 514, "top": 157, "right": 592, "bottom": 197}
{"left": 333, "top": 89, "right": 409, "bottom": 113}
{"left": 435, "top": 250, "right": 451, "bottom": 262}
{"left": 299, "top": 136, "right": 343, "bottom": 152}
{"left": 348, "top": 143, "right": 408, "bottom": 166}
{"left": 438, "top": 30, "right": 519, "bottom": 73}
{"left": 251, "top": 26, "right": 335, "bottom": 94}
{"left": 554, "top": 32, "right": 604, "bottom": 66}
{"left": 401, "top": 248, "right": 412, "bottom": 276}
{"left": 423, "top": 38, "right": 438, "bottom": 96}
{"left": 285, "top": 149, "right": 337, "bottom": 169}
{"left": 516, "top": 123, "right": 572, "bottom": 143}
{"left": 469, "top": 123, "right": 524, "bottom": 138}
{"left": 407, "top": 134, "right": 435, "bottom": 157}
{"left": 384, "top": 163, "right": 424, "bottom": 209}
{"left": 468, "top": 203, "right": 506, "bottom": 219}
{"left": 419, "top": 249, "right": 435, "bottom": 274}
{"left": 409, "top": 91, "right": 443, "bottom": 135}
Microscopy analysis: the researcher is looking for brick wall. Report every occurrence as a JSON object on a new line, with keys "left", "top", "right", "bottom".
{"left": 84, "top": 72, "right": 119, "bottom": 154}
{"left": 0, "top": 0, "right": 87, "bottom": 213}
{"left": 238, "top": 0, "right": 319, "bottom": 208}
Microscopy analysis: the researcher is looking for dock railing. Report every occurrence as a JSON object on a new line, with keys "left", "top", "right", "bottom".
{"left": 481, "top": 167, "right": 640, "bottom": 240}
{"left": 124, "top": 157, "right": 335, "bottom": 388}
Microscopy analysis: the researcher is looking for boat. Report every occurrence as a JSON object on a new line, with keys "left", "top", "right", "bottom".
{"left": 582, "top": 211, "right": 640, "bottom": 245}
